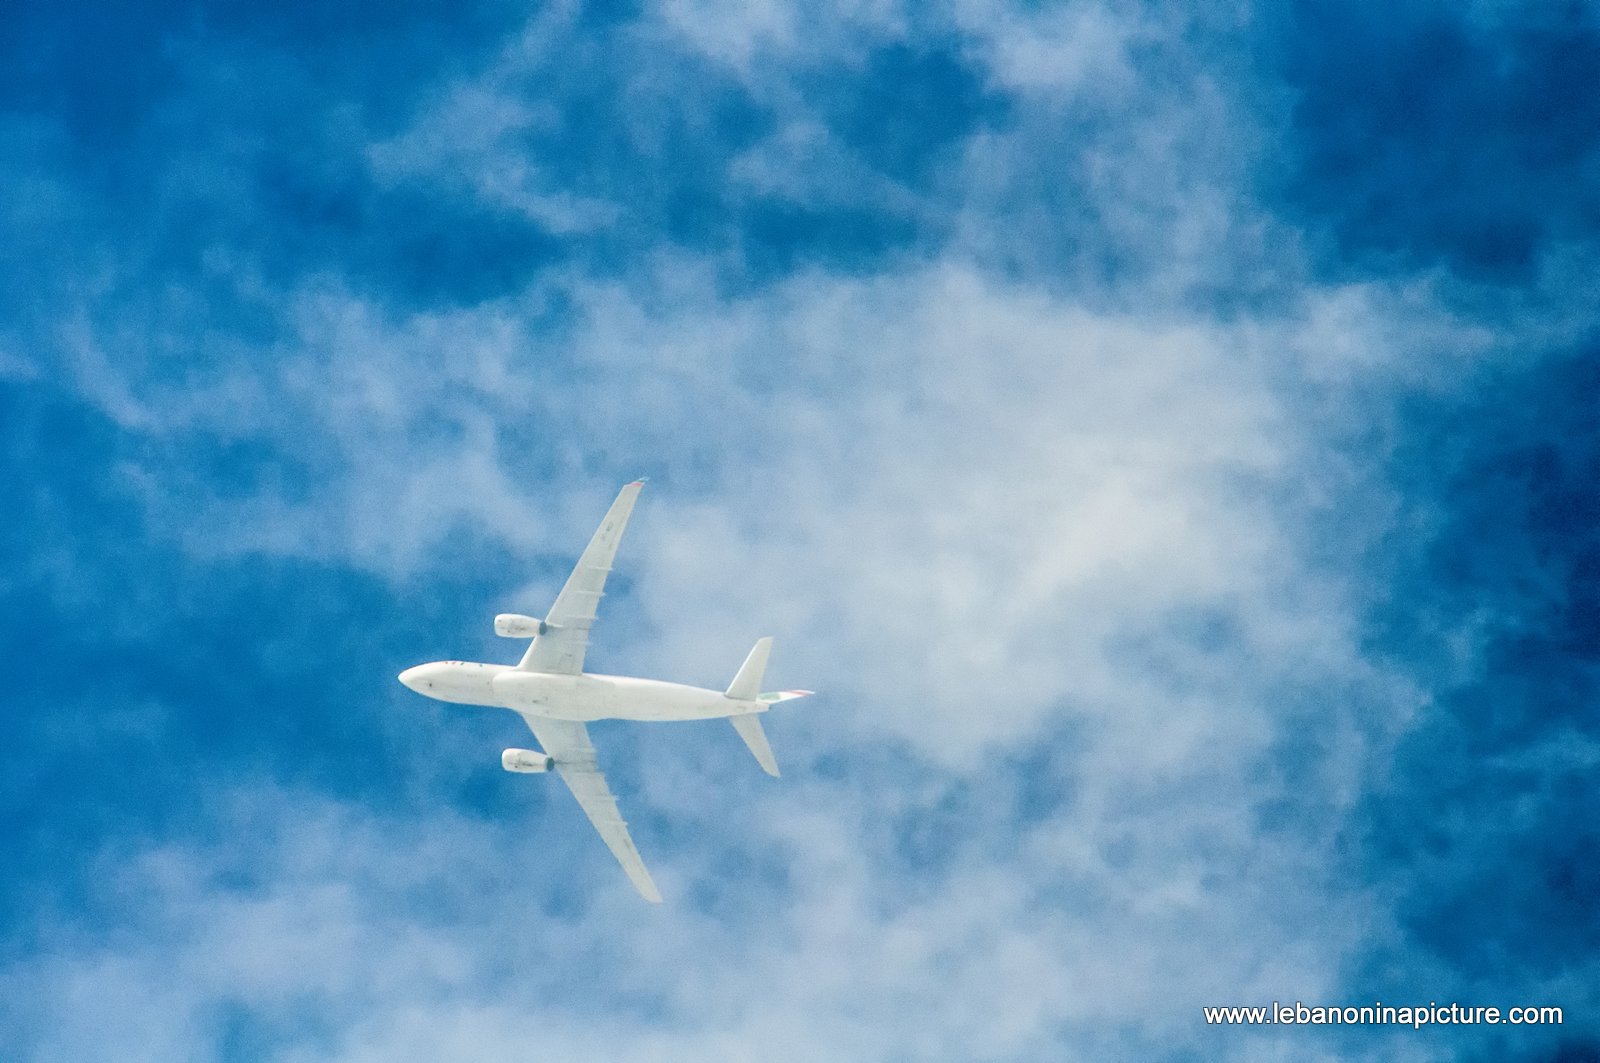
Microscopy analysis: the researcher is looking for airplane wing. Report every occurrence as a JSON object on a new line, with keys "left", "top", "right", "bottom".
{"left": 518, "top": 481, "right": 644, "bottom": 675}
{"left": 521, "top": 714, "right": 662, "bottom": 903}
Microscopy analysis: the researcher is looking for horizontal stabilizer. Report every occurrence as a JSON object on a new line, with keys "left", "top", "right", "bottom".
{"left": 725, "top": 637, "right": 773, "bottom": 702}
{"left": 730, "top": 713, "right": 780, "bottom": 777}
{"left": 760, "top": 690, "right": 813, "bottom": 703}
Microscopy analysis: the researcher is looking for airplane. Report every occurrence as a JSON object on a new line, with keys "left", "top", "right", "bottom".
{"left": 397, "top": 480, "right": 812, "bottom": 902}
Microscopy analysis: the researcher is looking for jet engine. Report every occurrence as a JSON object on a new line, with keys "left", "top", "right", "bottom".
{"left": 494, "top": 613, "right": 547, "bottom": 638}
{"left": 502, "top": 748, "right": 554, "bottom": 773}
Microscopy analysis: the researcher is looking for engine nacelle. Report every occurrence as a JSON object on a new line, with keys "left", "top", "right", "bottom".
{"left": 502, "top": 748, "right": 554, "bottom": 773}
{"left": 494, "top": 613, "right": 547, "bottom": 638}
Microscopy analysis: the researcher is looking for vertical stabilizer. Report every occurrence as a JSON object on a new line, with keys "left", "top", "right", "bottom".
{"left": 730, "top": 714, "right": 780, "bottom": 777}
{"left": 724, "top": 637, "right": 773, "bottom": 702}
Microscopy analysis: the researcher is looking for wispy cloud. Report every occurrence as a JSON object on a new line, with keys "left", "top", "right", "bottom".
{"left": 5, "top": 0, "right": 1599, "bottom": 1060}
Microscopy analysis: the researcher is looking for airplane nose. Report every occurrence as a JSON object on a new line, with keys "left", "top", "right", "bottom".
{"left": 398, "top": 666, "right": 425, "bottom": 691}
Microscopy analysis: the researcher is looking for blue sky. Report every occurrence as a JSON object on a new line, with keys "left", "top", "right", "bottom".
{"left": 3, "top": 1, "right": 1597, "bottom": 1060}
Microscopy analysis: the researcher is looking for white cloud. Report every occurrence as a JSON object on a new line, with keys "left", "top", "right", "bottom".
{"left": 951, "top": 0, "right": 1151, "bottom": 96}
{"left": 654, "top": 0, "right": 908, "bottom": 77}
{"left": 366, "top": 78, "right": 620, "bottom": 235}
{"left": 6, "top": 2, "right": 1532, "bottom": 1060}
{"left": 5, "top": 769, "right": 1372, "bottom": 1063}
{"left": 10, "top": 254, "right": 1484, "bottom": 1059}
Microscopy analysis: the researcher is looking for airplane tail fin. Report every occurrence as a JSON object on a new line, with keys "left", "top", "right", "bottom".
{"left": 730, "top": 714, "right": 780, "bottom": 777}
{"left": 725, "top": 638, "right": 812, "bottom": 777}
{"left": 724, "top": 637, "right": 774, "bottom": 701}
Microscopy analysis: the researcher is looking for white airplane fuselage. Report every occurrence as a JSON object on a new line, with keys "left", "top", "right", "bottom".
{"left": 398, "top": 661, "right": 762, "bottom": 723}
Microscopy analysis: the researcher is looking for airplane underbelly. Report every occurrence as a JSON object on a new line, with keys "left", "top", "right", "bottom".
{"left": 491, "top": 672, "right": 614, "bottom": 720}
{"left": 600, "top": 678, "right": 731, "bottom": 721}
{"left": 522, "top": 701, "right": 598, "bottom": 722}
{"left": 492, "top": 672, "right": 732, "bottom": 721}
